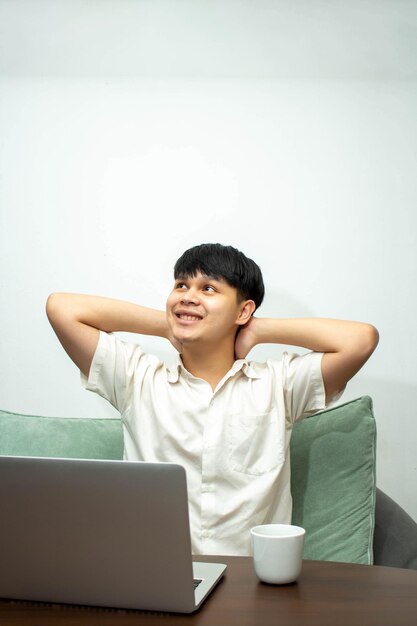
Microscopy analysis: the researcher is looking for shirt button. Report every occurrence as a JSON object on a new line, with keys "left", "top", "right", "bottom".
{"left": 201, "top": 530, "right": 211, "bottom": 539}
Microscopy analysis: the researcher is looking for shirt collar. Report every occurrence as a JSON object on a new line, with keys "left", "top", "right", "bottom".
{"left": 166, "top": 354, "right": 183, "bottom": 383}
{"left": 166, "top": 354, "right": 262, "bottom": 383}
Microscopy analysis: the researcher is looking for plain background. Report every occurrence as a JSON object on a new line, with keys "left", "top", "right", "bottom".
{"left": 1, "top": 0, "right": 416, "bottom": 521}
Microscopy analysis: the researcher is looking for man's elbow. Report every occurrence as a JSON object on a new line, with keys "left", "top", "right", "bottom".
{"left": 46, "top": 292, "right": 74, "bottom": 328}
{"left": 46, "top": 292, "right": 64, "bottom": 322}
{"left": 360, "top": 323, "right": 379, "bottom": 360}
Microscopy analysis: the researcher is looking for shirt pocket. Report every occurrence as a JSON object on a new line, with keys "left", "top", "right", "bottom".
{"left": 228, "top": 412, "right": 285, "bottom": 476}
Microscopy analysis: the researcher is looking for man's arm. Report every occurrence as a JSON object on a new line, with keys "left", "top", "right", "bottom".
{"left": 235, "top": 317, "right": 379, "bottom": 400}
{"left": 46, "top": 293, "right": 170, "bottom": 378}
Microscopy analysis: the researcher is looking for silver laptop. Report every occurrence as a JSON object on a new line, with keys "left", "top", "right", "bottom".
{"left": 0, "top": 455, "right": 226, "bottom": 613}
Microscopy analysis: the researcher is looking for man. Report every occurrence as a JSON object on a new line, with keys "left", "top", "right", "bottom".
{"left": 46, "top": 243, "right": 378, "bottom": 555}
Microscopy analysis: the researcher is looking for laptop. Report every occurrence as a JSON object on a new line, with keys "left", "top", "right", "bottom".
{"left": 0, "top": 455, "right": 226, "bottom": 613}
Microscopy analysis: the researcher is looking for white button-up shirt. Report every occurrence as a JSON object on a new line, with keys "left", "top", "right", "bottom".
{"left": 82, "top": 331, "right": 329, "bottom": 556}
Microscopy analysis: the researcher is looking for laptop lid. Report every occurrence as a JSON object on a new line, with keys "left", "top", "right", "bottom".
{"left": 0, "top": 456, "right": 226, "bottom": 613}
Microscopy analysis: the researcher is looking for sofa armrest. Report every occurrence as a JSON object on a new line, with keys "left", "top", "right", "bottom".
{"left": 373, "top": 488, "right": 417, "bottom": 569}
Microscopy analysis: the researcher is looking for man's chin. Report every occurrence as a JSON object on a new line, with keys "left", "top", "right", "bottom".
{"left": 175, "top": 334, "right": 195, "bottom": 346}
{"left": 173, "top": 332, "right": 204, "bottom": 349}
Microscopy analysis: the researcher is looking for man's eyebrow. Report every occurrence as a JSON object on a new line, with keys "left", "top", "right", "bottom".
{"left": 201, "top": 274, "right": 224, "bottom": 281}
{"left": 176, "top": 273, "right": 224, "bottom": 282}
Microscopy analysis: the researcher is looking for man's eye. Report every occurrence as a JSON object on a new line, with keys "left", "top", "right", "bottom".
{"left": 203, "top": 285, "right": 215, "bottom": 292}
{"left": 176, "top": 283, "right": 187, "bottom": 289}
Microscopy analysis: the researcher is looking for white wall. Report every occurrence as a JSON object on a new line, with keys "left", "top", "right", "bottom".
{"left": 1, "top": 1, "right": 416, "bottom": 520}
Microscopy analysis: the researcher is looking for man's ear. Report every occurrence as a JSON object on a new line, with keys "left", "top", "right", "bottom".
{"left": 236, "top": 300, "right": 256, "bottom": 325}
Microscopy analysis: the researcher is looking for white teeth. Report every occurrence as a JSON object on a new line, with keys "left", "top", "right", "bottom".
{"left": 178, "top": 314, "right": 201, "bottom": 321}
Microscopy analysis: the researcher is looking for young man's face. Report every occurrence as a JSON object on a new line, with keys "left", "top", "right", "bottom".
{"left": 166, "top": 272, "right": 249, "bottom": 349}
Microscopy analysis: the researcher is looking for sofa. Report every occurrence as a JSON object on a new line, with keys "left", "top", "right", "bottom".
{"left": 1, "top": 396, "right": 416, "bottom": 568}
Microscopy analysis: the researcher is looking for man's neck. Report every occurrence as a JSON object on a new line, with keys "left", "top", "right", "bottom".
{"left": 181, "top": 344, "right": 236, "bottom": 392}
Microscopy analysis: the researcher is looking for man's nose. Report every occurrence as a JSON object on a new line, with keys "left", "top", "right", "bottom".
{"left": 181, "top": 288, "right": 200, "bottom": 304}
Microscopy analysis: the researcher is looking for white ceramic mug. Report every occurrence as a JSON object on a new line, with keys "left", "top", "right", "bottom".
{"left": 250, "top": 524, "right": 305, "bottom": 584}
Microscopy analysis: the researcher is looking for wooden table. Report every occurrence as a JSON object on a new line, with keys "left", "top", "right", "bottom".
{"left": 1, "top": 556, "right": 417, "bottom": 625}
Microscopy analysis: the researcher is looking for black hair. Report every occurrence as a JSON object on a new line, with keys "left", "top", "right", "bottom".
{"left": 174, "top": 243, "right": 265, "bottom": 311}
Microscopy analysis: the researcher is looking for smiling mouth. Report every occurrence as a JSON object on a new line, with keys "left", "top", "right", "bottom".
{"left": 176, "top": 313, "right": 203, "bottom": 322}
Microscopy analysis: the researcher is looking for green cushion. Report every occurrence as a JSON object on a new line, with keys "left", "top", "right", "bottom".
{"left": 1, "top": 398, "right": 376, "bottom": 565}
{"left": 0, "top": 409, "right": 124, "bottom": 460}
{"left": 290, "top": 395, "right": 377, "bottom": 565}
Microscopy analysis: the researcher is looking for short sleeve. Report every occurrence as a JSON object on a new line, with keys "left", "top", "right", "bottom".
{"left": 282, "top": 351, "right": 341, "bottom": 424}
{"left": 80, "top": 331, "right": 146, "bottom": 413}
